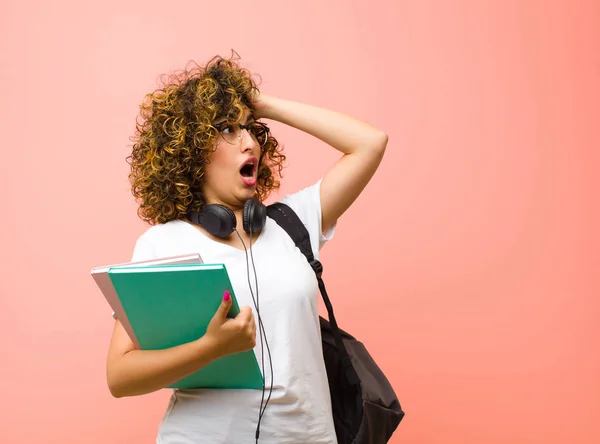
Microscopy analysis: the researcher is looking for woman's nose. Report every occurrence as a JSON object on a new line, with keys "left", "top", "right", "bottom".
{"left": 239, "top": 128, "right": 258, "bottom": 152}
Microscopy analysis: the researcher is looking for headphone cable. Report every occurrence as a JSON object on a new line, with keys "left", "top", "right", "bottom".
{"left": 235, "top": 229, "right": 273, "bottom": 442}
{"left": 249, "top": 227, "right": 274, "bottom": 429}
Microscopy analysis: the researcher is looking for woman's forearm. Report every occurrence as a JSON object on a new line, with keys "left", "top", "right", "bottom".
{"left": 107, "top": 336, "right": 219, "bottom": 398}
{"left": 255, "top": 95, "right": 387, "bottom": 155}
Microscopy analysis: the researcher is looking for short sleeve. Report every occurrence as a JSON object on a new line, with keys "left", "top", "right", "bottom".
{"left": 279, "top": 179, "right": 336, "bottom": 260}
{"left": 130, "top": 234, "right": 157, "bottom": 262}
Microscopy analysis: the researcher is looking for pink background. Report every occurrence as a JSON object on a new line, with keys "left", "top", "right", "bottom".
{"left": 1, "top": 1, "right": 598, "bottom": 443}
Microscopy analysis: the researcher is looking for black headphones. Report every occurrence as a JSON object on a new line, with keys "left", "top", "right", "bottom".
{"left": 187, "top": 198, "right": 267, "bottom": 238}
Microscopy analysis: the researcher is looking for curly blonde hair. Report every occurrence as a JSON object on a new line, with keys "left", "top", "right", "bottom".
{"left": 127, "top": 55, "right": 285, "bottom": 225}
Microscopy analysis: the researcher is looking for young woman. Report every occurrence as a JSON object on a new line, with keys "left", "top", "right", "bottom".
{"left": 106, "top": 55, "right": 387, "bottom": 443}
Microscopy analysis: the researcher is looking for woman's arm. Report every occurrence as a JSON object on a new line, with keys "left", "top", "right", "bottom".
{"left": 106, "top": 294, "right": 256, "bottom": 398}
{"left": 106, "top": 320, "right": 220, "bottom": 397}
{"left": 255, "top": 95, "right": 387, "bottom": 232}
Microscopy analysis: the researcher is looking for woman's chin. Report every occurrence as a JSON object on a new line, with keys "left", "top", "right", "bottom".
{"left": 233, "top": 185, "right": 257, "bottom": 203}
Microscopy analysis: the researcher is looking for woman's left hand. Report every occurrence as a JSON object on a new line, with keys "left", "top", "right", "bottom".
{"left": 252, "top": 90, "right": 271, "bottom": 120}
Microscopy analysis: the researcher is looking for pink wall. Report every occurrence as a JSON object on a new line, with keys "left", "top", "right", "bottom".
{"left": 1, "top": 1, "right": 598, "bottom": 442}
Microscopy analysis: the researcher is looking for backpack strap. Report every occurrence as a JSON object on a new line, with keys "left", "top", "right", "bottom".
{"left": 267, "top": 202, "right": 360, "bottom": 385}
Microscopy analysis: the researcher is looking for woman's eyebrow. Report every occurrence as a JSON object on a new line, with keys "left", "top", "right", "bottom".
{"left": 241, "top": 112, "right": 256, "bottom": 124}
{"left": 214, "top": 112, "right": 255, "bottom": 126}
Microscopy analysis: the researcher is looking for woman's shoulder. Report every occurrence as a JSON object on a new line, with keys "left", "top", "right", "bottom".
{"left": 130, "top": 219, "right": 192, "bottom": 261}
{"left": 271, "top": 178, "right": 336, "bottom": 257}
{"left": 136, "top": 218, "right": 190, "bottom": 241}
{"left": 277, "top": 179, "right": 323, "bottom": 216}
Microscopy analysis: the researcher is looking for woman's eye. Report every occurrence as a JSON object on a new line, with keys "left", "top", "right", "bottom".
{"left": 221, "top": 124, "right": 235, "bottom": 134}
{"left": 250, "top": 125, "right": 264, "bottom": 137}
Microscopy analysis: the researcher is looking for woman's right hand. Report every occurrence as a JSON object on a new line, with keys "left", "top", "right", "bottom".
{"left": 204, "top": 291, "right": 256, "bottom": 358}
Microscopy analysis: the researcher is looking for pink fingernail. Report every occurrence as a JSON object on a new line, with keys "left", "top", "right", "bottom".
{"left": 223, "top": 290, "right": 230, "bottom": 301}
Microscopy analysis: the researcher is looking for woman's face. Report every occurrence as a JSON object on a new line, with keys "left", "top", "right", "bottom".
{"left": 201, "top": 111, "right": 262, "bottom": 209}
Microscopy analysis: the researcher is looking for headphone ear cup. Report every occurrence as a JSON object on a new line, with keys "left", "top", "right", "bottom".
{"left": 243, "top": 198, "right": 267, "bottom": 234}
{"left": 201, "top": 204, "right": 237, "bottom": 238}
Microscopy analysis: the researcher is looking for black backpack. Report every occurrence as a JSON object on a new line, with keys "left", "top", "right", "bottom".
{"left": 267, "top": 202, "right": 405, "bottom": 444}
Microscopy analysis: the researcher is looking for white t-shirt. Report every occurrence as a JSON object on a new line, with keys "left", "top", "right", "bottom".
{"left": 126, "top": 180, "right": 338, "bottom": 444}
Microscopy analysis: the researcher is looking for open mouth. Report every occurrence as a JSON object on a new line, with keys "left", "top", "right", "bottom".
{"left": 239, "top": 157, "right": 258, "bottom": 186}
{"left": 240, "top": 162, "right": 255, "bottom": 178}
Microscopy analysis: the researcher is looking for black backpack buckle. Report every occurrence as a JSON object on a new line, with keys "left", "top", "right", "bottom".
{"left": 309, "top": 259, "right": 323, "bottom": 278}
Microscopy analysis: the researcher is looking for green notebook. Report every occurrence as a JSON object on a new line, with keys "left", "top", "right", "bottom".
{"left": 107, "top": 263, "right": 263, "bottom": 390}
